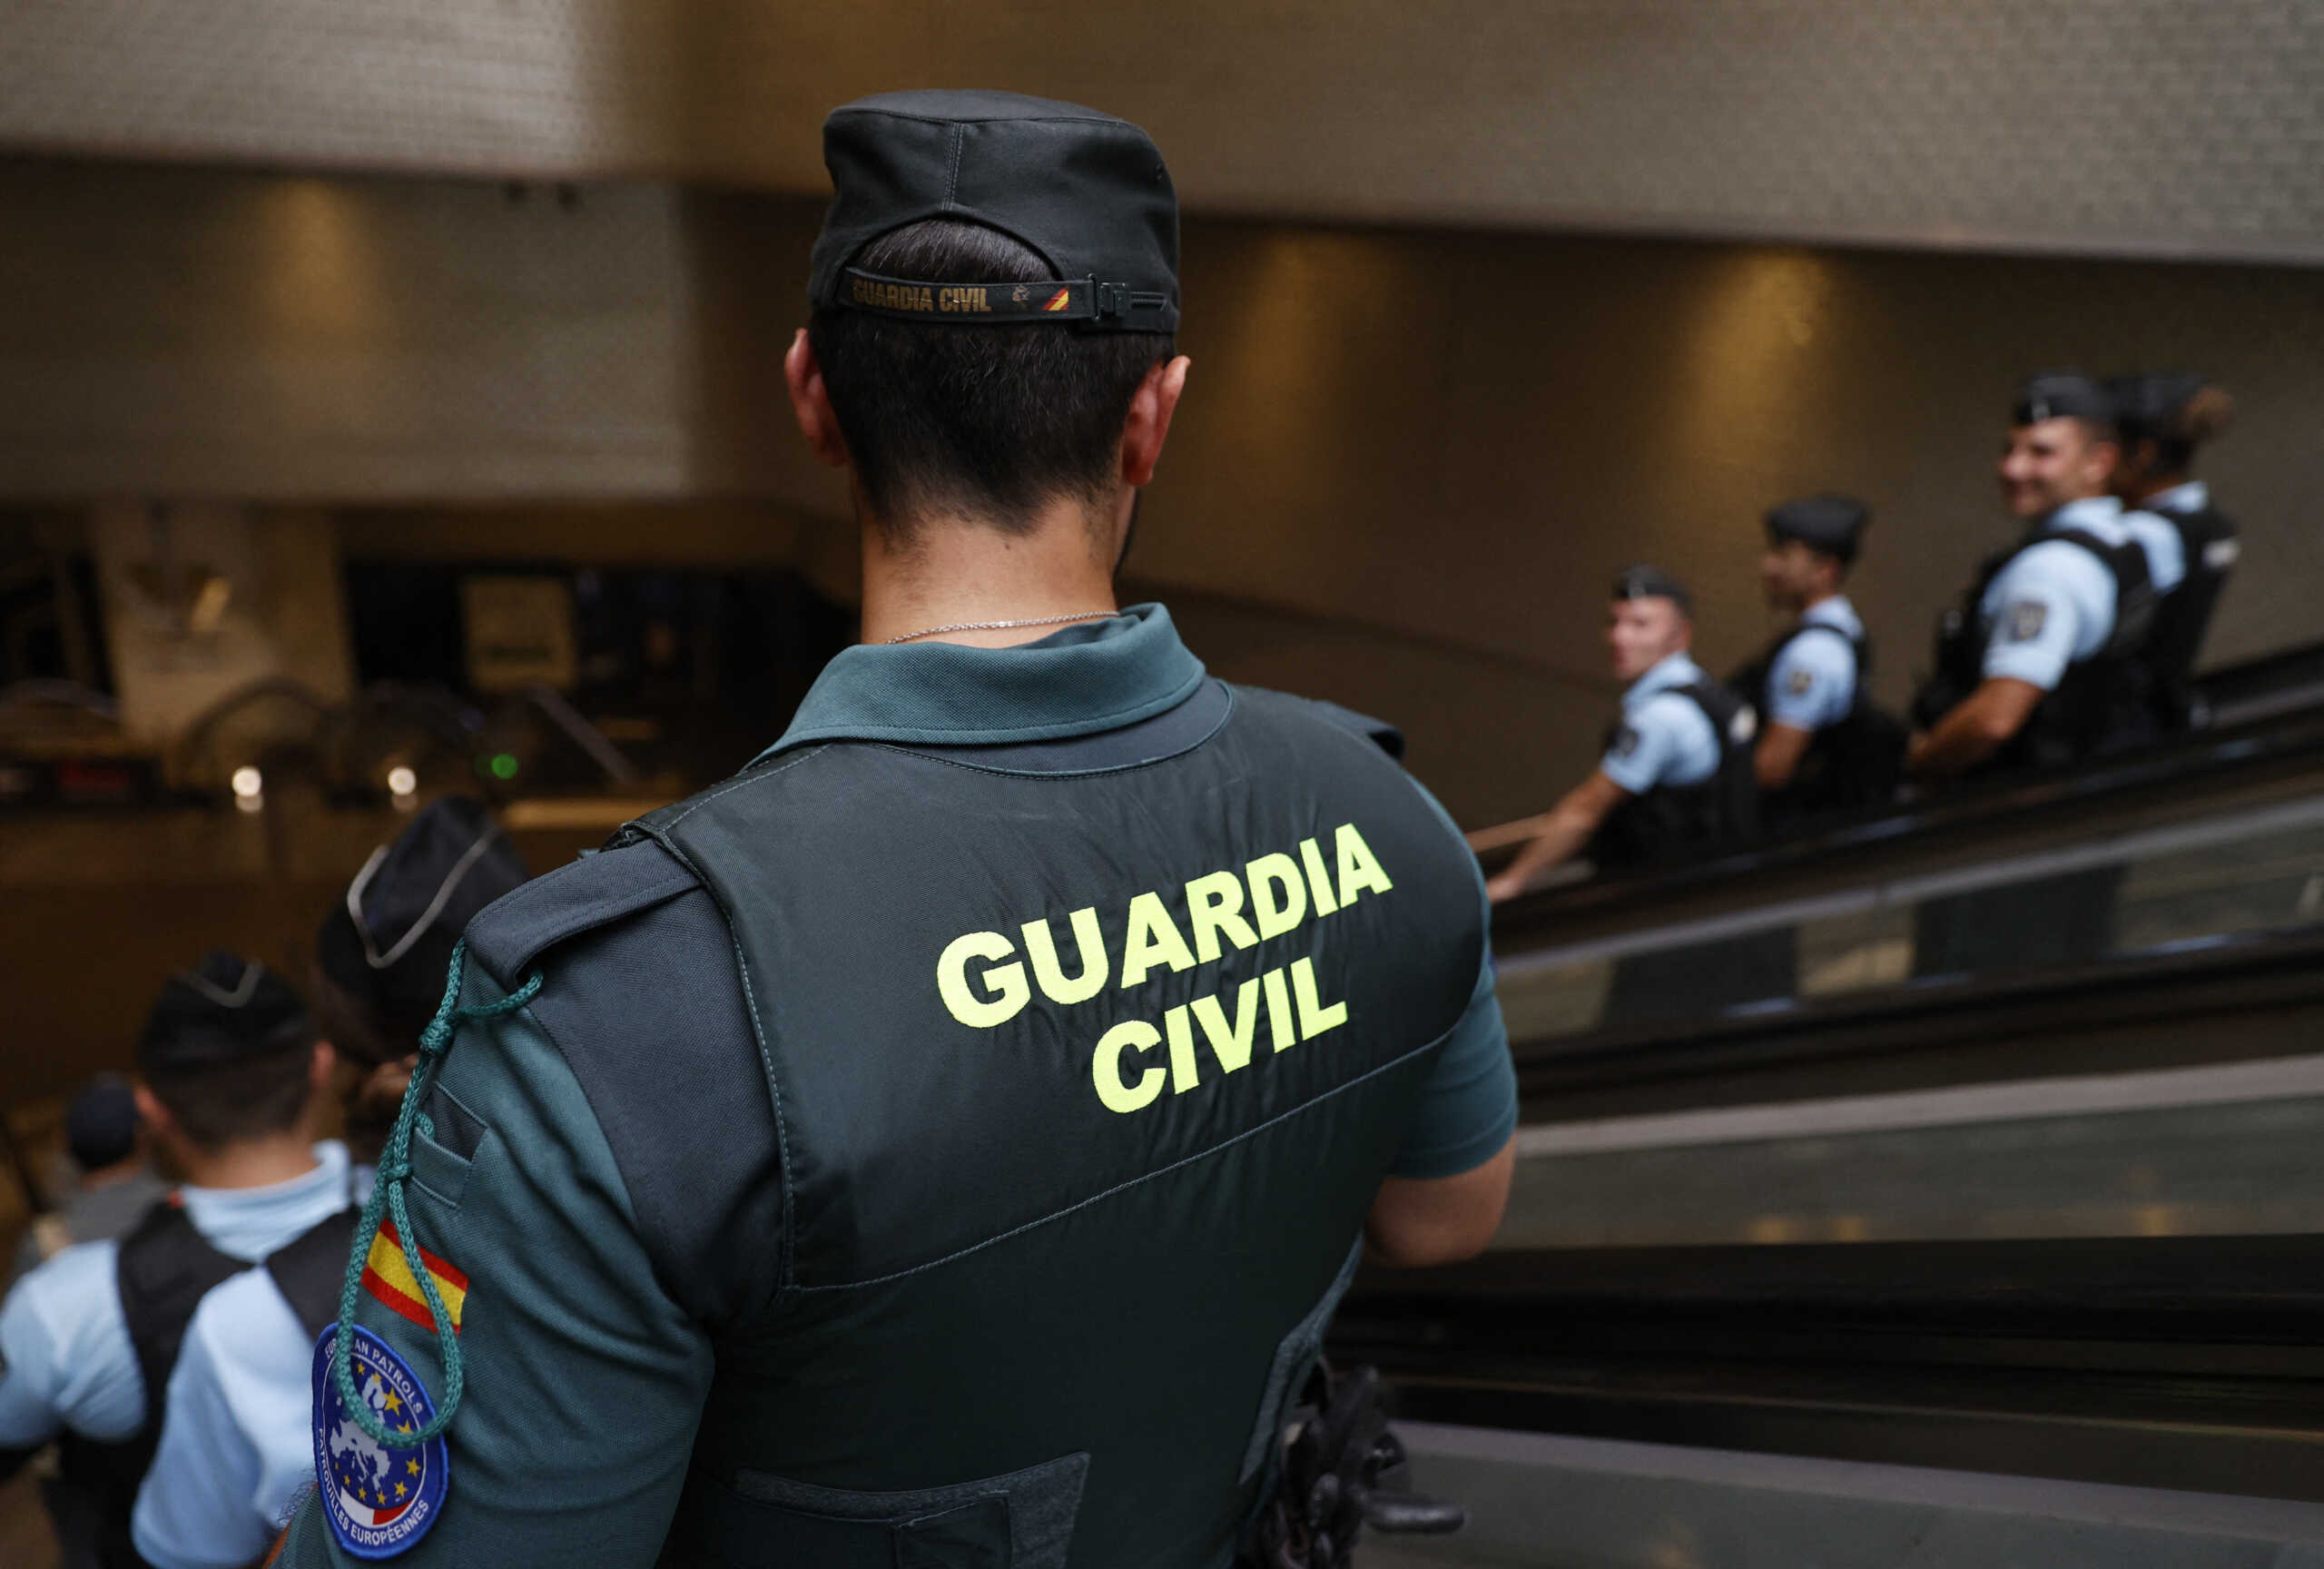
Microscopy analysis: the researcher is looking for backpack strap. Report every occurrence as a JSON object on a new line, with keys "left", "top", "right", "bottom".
{"left": 263, "top": 1209, "right": 363, "bottom": 1338}
{"left": 117, "top": 1199, "right": 247, "bottom": 1445}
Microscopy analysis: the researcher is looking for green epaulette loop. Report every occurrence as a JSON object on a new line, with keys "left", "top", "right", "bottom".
{"left": 330, "top": 939, "right": 542, "bottom": 1447}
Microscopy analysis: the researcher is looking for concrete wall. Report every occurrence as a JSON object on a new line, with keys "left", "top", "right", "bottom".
{"left": 6, "top": 1, "right": 2323, "bottom": 263}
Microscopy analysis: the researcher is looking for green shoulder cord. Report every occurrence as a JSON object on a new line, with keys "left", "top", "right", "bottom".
{"left": 330, "top": 938, "right": 542, "bottom": 1446}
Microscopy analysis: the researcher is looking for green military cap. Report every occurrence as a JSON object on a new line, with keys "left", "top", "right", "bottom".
{"left": 809, "top": 89, "right": 1179, "bottom": 332}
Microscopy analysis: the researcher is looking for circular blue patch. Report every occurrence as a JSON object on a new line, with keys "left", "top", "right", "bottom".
{"left": 310, "top": 1326, "right": 451, "bottom": 1558}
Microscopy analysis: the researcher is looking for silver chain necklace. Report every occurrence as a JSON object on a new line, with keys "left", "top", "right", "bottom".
{"left": 884, "top": 610, "right": 1117, "bottom": 645}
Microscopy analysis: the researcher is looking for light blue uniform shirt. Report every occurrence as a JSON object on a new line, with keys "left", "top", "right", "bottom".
{"left": 1601, "top": 651, "right": 1720, "bottom": 794}
{"left": 0, "top": 1143, "right": 351, "bottom": 1454}
{"left": 1763, "top": 597, "right": 1863, "bottom": 732}
{"left": 2121, "top": 508, "right": 2187, "bottom": 597}
{"left": 2148, "top": 479, "right": 2211, "bottom": 517}
{"left": 1980, "top": 498, "right": 2137, "bottom": 692}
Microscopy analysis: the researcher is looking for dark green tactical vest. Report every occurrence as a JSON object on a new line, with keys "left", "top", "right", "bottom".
{"left": 627, "top": 684, "right": 1483, "bottom": 1569}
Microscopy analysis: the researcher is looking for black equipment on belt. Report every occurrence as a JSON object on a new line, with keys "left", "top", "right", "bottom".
{"left": 1240, "top": 1362, "right": 1465, "bottom": 1569}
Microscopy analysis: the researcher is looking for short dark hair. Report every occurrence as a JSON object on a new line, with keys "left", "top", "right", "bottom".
{"left": 809, "top": 219, "right": 1177, "bottom": 536}
{"left": 144, "top": 1039, "right": 315, "bottom": 1150}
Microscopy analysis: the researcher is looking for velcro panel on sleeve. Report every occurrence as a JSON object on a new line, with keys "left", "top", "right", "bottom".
{"left": 462, "top": 840, "right": 701, "bottom": 982}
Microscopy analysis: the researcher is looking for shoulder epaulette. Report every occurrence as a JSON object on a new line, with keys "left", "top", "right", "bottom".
{"left": 463, "top": 839, "right": 701, "bottom": 982}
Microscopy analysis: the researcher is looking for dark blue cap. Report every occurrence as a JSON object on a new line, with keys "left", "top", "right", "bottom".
{"left": 2014, "top": 372, "right": 2115, "bottom": 429}
{"left": 1612, "top": 564, "right": 1692, "bottom": 617}
{"left": 64, "top": 1076, "right": 140, "bottom": 1171}
{"left": 316, "top": 796, "right": 528, "bottom": 1061}
{"left": 810, "top": 90, "right": 1179, "bottom": 333}
{"left": 139, "top": 952, "right": 310, "bottom": 1073}
{"left": 1766, "top": 494, "right": 1870, "bottom": 565}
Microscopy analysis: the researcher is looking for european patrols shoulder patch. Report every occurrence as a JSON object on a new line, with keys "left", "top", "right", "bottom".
{"left": 311, "top": 1326, "right": 450, "bottom": 1557}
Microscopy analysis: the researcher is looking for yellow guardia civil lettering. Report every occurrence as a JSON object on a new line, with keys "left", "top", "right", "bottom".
{"left": 931, "top": 822, "right": 1393, "bottom": 1113}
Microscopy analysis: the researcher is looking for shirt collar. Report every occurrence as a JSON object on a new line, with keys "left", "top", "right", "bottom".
{"left": 1800, "top": 595, "right": 1861, "bottom": 636}
{"left": 2149, "top": 479, "right": 2211, "bottom": 514}
{"left": 179, "top": 1141, "right": 350, "bottom": 1244}
{"left": 1623, "top": 650, "right": 1702, "bottom": 711}
{"left": 760, "top": 602, "right": 1206, "bottom": 757}
{"left": 2042, "top": 495, "right": 2126, "bottom": 540}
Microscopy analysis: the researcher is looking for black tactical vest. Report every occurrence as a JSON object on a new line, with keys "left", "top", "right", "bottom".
{"left": 1727, "top": 623, "right": 1905, "bottom": 824}
{"left": 1589, "top": 678, "right": 1760, "bottom": 870}
{"left": 609, "top": 683, "right": 1483, "bottom": 1569}
{"left": 2140, "top": 498, "right": 2240, "bottom": 730}
{"left": 1910, "top": 523, "right": 2158, "bottom": 773}
{"left": 47, "top": 1200, "right": 357, "bottom": 1569}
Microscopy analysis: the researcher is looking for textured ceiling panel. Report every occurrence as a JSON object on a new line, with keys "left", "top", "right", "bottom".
{"left": 4, "top": 0, "right": 2321, "bottom": 262}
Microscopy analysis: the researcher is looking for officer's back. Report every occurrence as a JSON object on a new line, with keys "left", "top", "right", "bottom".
{"left": 0, "top": 954, "right": 351, "bottom": 1569}
{"left": 278, "top": 91, "right": 1515, "bottom": 1569}
{"left": 2109, "top": 371, "right": 2239, "bottom": 731}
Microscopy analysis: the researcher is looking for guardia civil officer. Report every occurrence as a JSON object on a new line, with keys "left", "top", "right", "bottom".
{"left": 1486, "top": 566, "right": 1757, "bottom": 901}
{"left": 2110, "top": 371, "right": 2238, "bottom": 731}
{"left": 130, "top": 800, "right": 527, "bottom": 1569}
{"left": 1906, "top": 374, "right": 2173, "bottom": 779}
{"left": 277, "top": 90, "right": 1515, "bottom": 1567}
{"left": 1727, "top": 495, "right": 1903, "bottom": 824}
{"left": 0, "top": 955, "right": 354, "bottom": 1569}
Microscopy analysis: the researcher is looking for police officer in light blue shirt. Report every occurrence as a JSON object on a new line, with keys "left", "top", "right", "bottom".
{"left": 1908, "top": 374, "right": 2162, "bottom": 778}
{"left": 1727, "top": 495, "right": 1904, "bottom": 824}
{"left": 132, "top": 802, "right": 528, "bottom": 1569}
{"left": 2110, "top": 371, "right": 2239, "bottom": 729}
{"left": 0, "top": 954, "right": 352, "bottom": 1569}
{"left": 1489, "top": 566, "right": 1756, "bottom": 898}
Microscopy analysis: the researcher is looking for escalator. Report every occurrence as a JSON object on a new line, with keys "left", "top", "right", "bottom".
{"left": 1334, "top": 680, "right": 2324, "bottom": 1563}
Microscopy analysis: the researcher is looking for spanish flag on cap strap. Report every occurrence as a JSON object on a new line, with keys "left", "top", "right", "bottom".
{"left": 362, "top": 1221, "right": 469, "bottom": 1335}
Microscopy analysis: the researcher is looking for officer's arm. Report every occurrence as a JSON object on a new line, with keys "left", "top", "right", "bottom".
{"left": 1367, "top": 1139, "right": 1515, "bottom": 1267}
{"left": 1906, "top": 677, "right": 2046, "bottom": 777}
{"left": 0, "top": 1262, "right": 80, "bottom": 1475}
{"left": 1484, "top": 770, "right": 1627, "bottom": 902}
{"left": 275, "top": 968, "right": 715, "bottom": 1566}
{"left": 1754, "top": 724, "right": 1815, "bottom": 791}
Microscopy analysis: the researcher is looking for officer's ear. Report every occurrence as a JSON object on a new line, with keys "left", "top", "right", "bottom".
{"left": 133, "top": 1082, "right": 179, "bottom": 1148}
{"left": 784, "top": 330, "right": 852, "bottom": 470}
{"left": 1119, "top": 355, "right": 1192, "bottom": 489}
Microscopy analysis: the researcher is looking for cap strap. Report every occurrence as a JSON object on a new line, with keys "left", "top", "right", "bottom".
{"left": 837, "top": 268, "right": 1174, "bottom": 329}
{"left": 840, "top": 267, "right": 1098, "bottom": 321}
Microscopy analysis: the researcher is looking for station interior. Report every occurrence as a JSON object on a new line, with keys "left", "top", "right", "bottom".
{"left": 5, "top": 5, "right": 2324, "bottom": 1566}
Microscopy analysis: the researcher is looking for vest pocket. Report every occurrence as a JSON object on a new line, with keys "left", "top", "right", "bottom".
{"left": 698, "top": 1452, "right": 1088, "bottom": 1569}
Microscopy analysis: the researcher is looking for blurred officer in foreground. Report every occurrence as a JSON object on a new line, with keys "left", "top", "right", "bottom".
{"left": 2111, "top": 371, "right": 2238, "bottom": 731}
{"left": 1488, "top": 567, "right": 1757, "bottom": 900}
{"left": 1727, "top": 495, "right": 1903, "bottom": 824}
{"left": 130, "top": 799, "right": 526, "bottom": 1569}
{"left": 279, "top": 90, "right": 1513, "bottom": 1568}
{"left": 12, "top": 1079, "right": 165, "bottom": 1280}
{"left": 0, "top": 956, "right": 352, "bottom": 1569}
{"left": 1907, "top": 374, "right": 2166, "bottom": 779}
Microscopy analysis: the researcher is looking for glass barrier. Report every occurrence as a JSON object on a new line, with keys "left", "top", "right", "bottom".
{"left": 1495, "top": 795, "right": 2324, "bottom": 1043}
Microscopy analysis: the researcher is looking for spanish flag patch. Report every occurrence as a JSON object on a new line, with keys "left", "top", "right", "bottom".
{"left": 361, "top": 1221, "right": 469, "bottom": 1335}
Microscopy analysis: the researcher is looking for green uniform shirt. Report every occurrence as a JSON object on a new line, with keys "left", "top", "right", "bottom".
{"left": 279, "top": 604, "right": 1513, "bottom": 1564}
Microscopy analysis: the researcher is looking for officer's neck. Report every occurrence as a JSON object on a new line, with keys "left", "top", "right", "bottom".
{"left": 172, "top": 1130, "right": 320, "bottom": 1193}
{"left": 859, "top": 497, "right": 1121, "bottom": 648}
